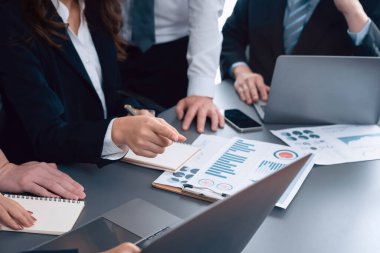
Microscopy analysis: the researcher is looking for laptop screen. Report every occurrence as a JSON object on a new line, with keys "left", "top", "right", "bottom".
{"left": 36, "top": 217, "right": 142, "bottom": 253}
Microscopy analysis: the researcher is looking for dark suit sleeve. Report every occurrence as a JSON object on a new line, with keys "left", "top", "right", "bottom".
{"left": 0, "top": 7, "right": 111, "bottom": 166}
{"left": 24, "top": 250, "right": 78, "bottom": 253}
{"left": 355, "top": 2, "right": 380, "bottom": 56}
{"left": 220, "top": 0, "right": 250, "bottom": 80}
{"left": 0, "top": 94, "right": 4, "bottom": 135}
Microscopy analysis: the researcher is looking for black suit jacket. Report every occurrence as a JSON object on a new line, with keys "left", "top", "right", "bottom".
{"left": 0, "top": 94, "right": 4, "bottom": 136}
{"left": 221, "top": 0, "right": 380, "bottom": 84}
{"left": 25, "top": 251, "right": 77, "bottom": 253}
{"left": 0, "top": 0, "right": 125, "bottom": 165}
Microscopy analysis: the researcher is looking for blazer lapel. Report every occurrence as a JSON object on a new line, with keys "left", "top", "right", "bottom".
{"left": 47, "top": 3, "right": 94, "bottom": 88}
{"left": 90, "top": 28, "right": 118, "bottom": 115}
{"left": 85, "top": 8, "right": 121, "bottom": 117}
{"left": 293, "top": 0, "right": 337, "bottom": 54}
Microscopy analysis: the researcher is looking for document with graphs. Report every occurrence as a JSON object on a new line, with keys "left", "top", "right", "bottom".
{"left": 153, "top": 134, "right": 314, "bottom": 209}
{"left": 271, "top": 125, "right": 380, "bottom": 165}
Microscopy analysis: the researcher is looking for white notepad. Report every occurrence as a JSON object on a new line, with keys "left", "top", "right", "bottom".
{"left": 122, "top": 142, "right": 200, "bottom": 172}
{"left": 0, "top": 194, "right": 85, "bottom": 235}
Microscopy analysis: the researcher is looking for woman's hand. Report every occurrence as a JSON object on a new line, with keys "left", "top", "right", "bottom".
{"left": 112, "top": 116, "right": 186, "bottom": 158}
{"left": 0, "top": 151, "right": 86, "bottom": 200}
{"left": 0, "top": 194, "right": 36, "bottom": 230}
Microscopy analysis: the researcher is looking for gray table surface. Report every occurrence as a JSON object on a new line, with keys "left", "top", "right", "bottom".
{"left": 1, "top": 81, "right": 379, "bottom": 253}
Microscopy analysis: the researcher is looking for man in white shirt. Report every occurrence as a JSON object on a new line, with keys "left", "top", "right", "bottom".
{"left": 221, "top": 0, "right": 380, "bottom": 104}
{"left": 121, "top": 0, "right": 225, "bottom": 133}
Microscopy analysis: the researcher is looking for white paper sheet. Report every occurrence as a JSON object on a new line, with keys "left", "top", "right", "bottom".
{"left": 154, "top": 134, "right": 314, "bottom": 209}
{"left": 271, "top": 125, "right": 380, "bottom": 165}
{"left": 154, "top": 135, "right": 228, "bottom": 188}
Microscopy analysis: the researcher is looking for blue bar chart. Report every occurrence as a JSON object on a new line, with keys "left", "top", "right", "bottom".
{"left": 205, "top": 139, "right": 256, "bottom": 179}
{"left": 181, "top": 135, "right": 311, "bottom": 208}
{"left": 257, "top": 160, "right": 286, "bottom": 173}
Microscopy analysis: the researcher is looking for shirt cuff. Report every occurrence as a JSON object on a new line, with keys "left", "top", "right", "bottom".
{"left": 101, "top": 118, "right": 129, "bottom": 160}
{"left": 187, "top": 76, "right": 216, "bottom": 98}
{"left": 230, "top": 62, "right": 249, "bottom": 79}
{"left": 348, "top": 19, "right": 372, "bottom": 46}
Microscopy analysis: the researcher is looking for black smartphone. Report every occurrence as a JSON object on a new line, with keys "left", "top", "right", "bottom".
{"left": 224, "top": 109, "right": 262, "bottom": 133}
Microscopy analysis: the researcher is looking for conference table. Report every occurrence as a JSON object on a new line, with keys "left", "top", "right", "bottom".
{"left": 1, "top": 81, "right": 380, "bottom": 253}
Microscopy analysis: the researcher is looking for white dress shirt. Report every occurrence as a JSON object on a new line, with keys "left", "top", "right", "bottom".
{"left": 52, "top": 0, "right": 127, "bottom": 160}
{"left": 123, "top": 0, "right": 225, "bottom": 98}
{"left": 230, "top": 0, "right": 372, "bottom": 77}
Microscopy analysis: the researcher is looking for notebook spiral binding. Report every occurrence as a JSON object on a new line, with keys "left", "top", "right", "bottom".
{"left": 4, "top": 194, "right": 83, "bottom": 203}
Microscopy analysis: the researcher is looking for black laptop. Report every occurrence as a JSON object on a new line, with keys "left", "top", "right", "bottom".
{"left": 34, "top": 154, "right": 312, "bottom": 253}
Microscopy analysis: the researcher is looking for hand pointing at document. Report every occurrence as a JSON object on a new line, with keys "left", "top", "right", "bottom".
{"left": 112, "top": 116, "right": 186, "bottom": 158}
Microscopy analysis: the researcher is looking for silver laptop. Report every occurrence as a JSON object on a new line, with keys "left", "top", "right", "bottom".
{"left": 34, "top": 154, "right": 312, "bottom": 253}
{"left": 254, "top": 56, "right": 380, "bottom": 124}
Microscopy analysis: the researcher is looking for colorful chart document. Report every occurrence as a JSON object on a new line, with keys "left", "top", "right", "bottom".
{"left": 271, "top": 125, "right": 380, "bottom": 165}
{"left": 153, "top": 135, "right": 314, "bottom": 209}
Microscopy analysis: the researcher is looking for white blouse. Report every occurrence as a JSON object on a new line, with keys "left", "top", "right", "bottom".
{"left": 51, "top": 0, "right": 127, "bottom": 160}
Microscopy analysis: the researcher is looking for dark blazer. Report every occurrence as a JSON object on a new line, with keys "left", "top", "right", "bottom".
{"left": 0, "top": 0, "right": 125, "bottom": 165}
{"left": 221, "top": 0, "right": 380, "bottom": 84}
{"left": 25, "top": 251, "right": 77, "bottom": 253}
{"left": 0, "top": 94, "right": 4, "bottom": 136}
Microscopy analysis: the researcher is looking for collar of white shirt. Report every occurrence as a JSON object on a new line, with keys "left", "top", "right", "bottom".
{"left": 50, "top": 0, "right": 107, "bottom": 119}
{"left": 51, "top": 0, "right": 85, "bottom": 24}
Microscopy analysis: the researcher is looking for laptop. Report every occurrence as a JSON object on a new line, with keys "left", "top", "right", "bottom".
{"left": 34, "top": 154, "right": 312, "bottom": 253}
{"left": 254, "top": 56, "right": 380, "bottom": 124}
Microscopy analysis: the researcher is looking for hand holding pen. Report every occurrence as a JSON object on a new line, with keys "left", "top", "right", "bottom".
{"left": 124, "top": 104, "right": 155, "bottom": 117}
{"left": 124, "top": 105, "right": 185, "bottom": 141}
{"left": 110, "top": 105, "right": 187, "bottom": 158}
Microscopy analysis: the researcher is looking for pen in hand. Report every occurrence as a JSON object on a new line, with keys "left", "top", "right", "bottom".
{"left": 124, "top": 104, "right": 156, "bottom": 117}
{"left": 124, "top": 104, "right": 138, "bottom": 116}
{"left": 124, "top": 104, "right": 186, "bottom": 143}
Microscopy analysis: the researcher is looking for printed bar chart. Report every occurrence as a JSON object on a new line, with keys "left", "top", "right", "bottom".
{"left": 229, "top": 139, "right": 256, "bottom": 153}
{"left": 205, "top": 139, "right": 256, "bottom": 179}
{"left": 257, "top": 160, "right": 286, "bottom": 174}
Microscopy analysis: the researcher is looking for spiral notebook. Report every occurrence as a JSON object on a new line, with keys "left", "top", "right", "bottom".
{"left": 122, "top": 142, "right": 200, "bottom": 172}
{"left": 0, "top": 194, "right": 85, "bottom": 235}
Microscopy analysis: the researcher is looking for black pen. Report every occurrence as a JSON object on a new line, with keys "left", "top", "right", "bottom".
{"left": 182, "top": 183, "right": 229, "bottom": 198}
{"left": 124, "top": 104, "right": 156, "bottom": 117}
{"left": 124, "top": 104, "right": 137, "bottom": 116}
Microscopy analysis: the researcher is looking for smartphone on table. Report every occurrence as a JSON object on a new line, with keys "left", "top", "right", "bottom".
{"left": 224, "top": 109, "right": 262, "bottom": 133}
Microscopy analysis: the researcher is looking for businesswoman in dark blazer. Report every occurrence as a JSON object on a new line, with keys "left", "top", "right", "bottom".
{"left": 0, "top": 0, "right": 185, "bottom": 166}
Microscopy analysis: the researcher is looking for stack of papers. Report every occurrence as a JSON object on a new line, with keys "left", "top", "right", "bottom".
{"left": 271, "top": 125, "right": 380, "bottom": 165}
{"left": 153, "top": 134, "right": 314, "bottom": 209}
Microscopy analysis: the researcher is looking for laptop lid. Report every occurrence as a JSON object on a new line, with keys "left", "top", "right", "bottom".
{"left": 33, "top": 200, "right": 182, "bottom": 252}
{"left": 142, "top": 154, "right": 313, "bottom": 253}
{"left": 34, "top": 154, "right": 311, "bottom": 253}
{"left": 262, "top": 56, "right": 380, "bottom": 124}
